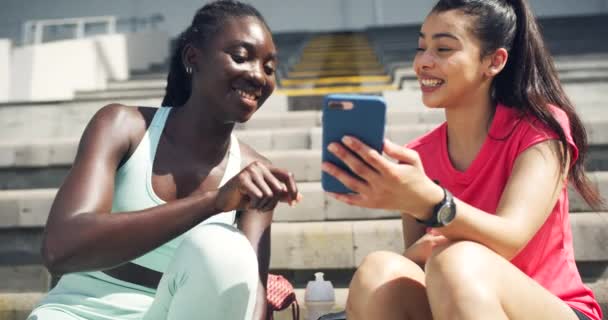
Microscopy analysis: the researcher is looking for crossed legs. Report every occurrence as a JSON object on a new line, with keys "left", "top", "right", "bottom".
{"left": 346, "top": 241, "right": 580, "bottom": 320}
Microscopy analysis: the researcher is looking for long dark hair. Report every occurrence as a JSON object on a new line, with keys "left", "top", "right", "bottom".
{"left": 431, "top": 0, "right": 602, "bottom": 209}
{"left": 162, "top": 0, "right": 270, "bottom": 107}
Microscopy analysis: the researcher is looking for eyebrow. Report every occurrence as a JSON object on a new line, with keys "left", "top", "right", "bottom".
{"left": 419, "top": 32, "right": 460, "bottom": 41}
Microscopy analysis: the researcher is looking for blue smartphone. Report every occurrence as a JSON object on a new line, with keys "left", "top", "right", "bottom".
{"left": 322, "top": 94, "right": 387, "bottom": 194}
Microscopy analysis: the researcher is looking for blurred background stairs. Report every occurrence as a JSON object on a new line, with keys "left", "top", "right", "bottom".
{"left": 1, "top": 14, "right": 608, "bottom": 320}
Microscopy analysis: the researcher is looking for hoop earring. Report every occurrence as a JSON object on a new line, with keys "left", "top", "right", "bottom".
{"left": 185, "top": 66, "right": 193, "bottom": 74}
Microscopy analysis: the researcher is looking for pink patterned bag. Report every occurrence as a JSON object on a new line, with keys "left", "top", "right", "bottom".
{"left": 267, "top": 274, "right": 300, "bottom": 320}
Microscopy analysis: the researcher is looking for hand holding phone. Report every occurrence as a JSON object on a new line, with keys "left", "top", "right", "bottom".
{"left": 321, "top": 94, "right": 387, "bottom": 194}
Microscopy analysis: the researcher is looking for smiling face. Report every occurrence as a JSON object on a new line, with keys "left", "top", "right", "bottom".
{"left": 413, "top": 9, "right": 494, "bottom": 110}
{"left": 188, "top": 16, "right": 277, "bottom": 123}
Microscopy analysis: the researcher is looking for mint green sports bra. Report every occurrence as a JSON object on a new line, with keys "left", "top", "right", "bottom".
{"left": 106, "top": 106, "right": 241, "bottom": 273}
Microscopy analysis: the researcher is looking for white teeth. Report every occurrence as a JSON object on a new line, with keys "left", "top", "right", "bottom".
{"left": 420, "top": 79, "right": 444, "bottom": 87}
{"left": 236, "top": 89, "right": 258, "bottom": 101}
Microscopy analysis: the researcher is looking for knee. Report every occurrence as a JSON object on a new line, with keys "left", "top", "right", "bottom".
{"left": 358, "top": 251, "right": 423, "bottom": 282}
{"left": 425, "top": 241, "right": 488, "bottom": 284}
{"left": 179, "top": 223, "right": 258, "bottom": 274}
{"left": 350, "top": 251, "right": 424, "bottom": 296}
{"left": 425, "top": 241, "right": 496, "bottom": 312}
{"left": 347, "top": 251, "right": 427, "bottom": 318}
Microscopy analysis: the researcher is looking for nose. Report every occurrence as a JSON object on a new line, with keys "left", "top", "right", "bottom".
{"left": 247, "top": 61, "right": 266, "bottom": 86}
{"left": 414, "top": 50, "right": 435, "bottom": 73}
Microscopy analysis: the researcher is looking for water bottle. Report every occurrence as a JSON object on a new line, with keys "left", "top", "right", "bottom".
{"left": 305, "top": 272, "right": 335, "bottom": 320}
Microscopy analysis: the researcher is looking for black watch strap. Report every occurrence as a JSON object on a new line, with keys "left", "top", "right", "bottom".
{"left": 416, "top": 187, "right": 454, "bottom": 228}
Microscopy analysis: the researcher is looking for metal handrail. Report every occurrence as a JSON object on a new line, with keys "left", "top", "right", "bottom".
{"left": 22, "top": 16, "right": 117, "bottom": 45}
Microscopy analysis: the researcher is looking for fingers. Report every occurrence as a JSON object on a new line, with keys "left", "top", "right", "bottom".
{"left": 321, "top": 161, "right": 367, "bottom": 194}
{"left": 326, "top": 141, "right": 378, "bottom": 183}
{"left": 268, "top": 166, "right": 300, "bottom": 206}
{"left": 340, "top": 136, "right": 392, "bottom": 175}
{"left": 239, "top": 174, "right": 264, "bottom": 208}
{"left": 251, "top": 162, "right": 285, "bottom": 211}
{"left": 241, "top": 162, "right": 301, "bottom": 212}
{"left": 383, "top": 139, "right": 421, "bottom": 166}
{"left": 326, "top": 191, "right": 367, "bottom": 207}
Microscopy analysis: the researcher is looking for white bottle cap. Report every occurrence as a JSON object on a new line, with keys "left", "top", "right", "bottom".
{"left": 305, "top": 272, "right": 335, "bottom": 302}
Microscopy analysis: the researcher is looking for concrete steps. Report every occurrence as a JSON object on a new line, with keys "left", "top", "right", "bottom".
{"left": 3, "top": 116, "right": 608, "bottom": 157}
{"left": 1, "top": 50, "right": 607, "bottom": 320}
{"left": 2, "top": 280, "right": 608, "bottom": 320}
{"left": 5, "top": 140, "right": 608, "bottom": 189}
{"left": 1, "top": 214, "right": 606, "bottom": 280}
{"left": 0, "top": 107, "right": 444, "bottom": 142}
{"left": 81, "top": 57, "right": 608, "bottom": 95}
{"left": 1, "top": 169, "right": 608, "bottom": 229}
{"left": 0, "top": 214, "right": 607, "bottom": 319}
{"left": 0, "top": 289, "right": 349, "bottom": 320}
{"left": 49, "top": 79, "right": 608, "bottom": 109}
{"left": 3, "top": 82, "right": 608, "bottom": 142}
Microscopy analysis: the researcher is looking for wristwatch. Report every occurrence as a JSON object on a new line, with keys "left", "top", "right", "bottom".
{"left": 416, "top": 187, "right": 456, "bottom": 227}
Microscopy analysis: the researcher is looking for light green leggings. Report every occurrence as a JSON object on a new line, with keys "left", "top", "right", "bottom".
{"left": 27, "top": 223, "right": 259, "bottom": 320}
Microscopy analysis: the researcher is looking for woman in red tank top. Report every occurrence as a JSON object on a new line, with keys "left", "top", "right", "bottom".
{"left": 321, "top": 0, "right": 603, "bottom": 319}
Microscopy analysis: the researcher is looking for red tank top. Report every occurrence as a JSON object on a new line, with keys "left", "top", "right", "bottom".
{"left": 407, "top": 103, "right": 602, "bottom": 320}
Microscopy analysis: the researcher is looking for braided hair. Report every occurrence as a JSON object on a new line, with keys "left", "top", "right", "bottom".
{"left": 162, "top": 0, "right": 270, "bottom": 107}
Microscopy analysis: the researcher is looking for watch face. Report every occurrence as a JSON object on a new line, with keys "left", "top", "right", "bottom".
{"left": 438, "top": 204, "right": 455, "bottom": 225}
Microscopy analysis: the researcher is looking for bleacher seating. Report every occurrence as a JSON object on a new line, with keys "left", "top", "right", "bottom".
{"left": 1, "top": 14, "right": 608, "bottom": 320}
{"left": 367, "top": 14, "right": 608, "bottom": 89}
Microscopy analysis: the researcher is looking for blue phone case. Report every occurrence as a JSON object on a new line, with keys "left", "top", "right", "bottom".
{"left": 322, "top": 94, "right": 387, "bottom": 194}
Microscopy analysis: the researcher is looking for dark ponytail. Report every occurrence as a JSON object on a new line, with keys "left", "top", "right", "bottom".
{"left": 431, "top": 0, "right": 603, "bottom": 209}
{"left": 161, "top": 0, "right": 270, "bottom": 107}
{"left": 162, "top": 32, "right": 192, "bottom": 107}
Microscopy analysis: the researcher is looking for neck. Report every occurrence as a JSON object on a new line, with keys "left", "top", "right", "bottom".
{"left": 443, "top": 86, "right": 495, "bottom": 170}
{"left": 166, "top": 96, "right": 234, "bottom": 161}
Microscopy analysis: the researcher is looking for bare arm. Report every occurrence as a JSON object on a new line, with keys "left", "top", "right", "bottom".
{"left": 236, "top": 148, "right": 300, "bottom": 320}
{"left": 322, "top": 137, "right": 566, "bottom": 261}
{"left": 434, "top": 140, "right": 566, "bottom": 259}
{"left": 42, "top": 105, "right": 225, "bottom": 274}
{"left": 239, "top": 209, "right": 272, "bottom": 320}
{"left": 402, "top": 214, "right": 426, "bottom": 250}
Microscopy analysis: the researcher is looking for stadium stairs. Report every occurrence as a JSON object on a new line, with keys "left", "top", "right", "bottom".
{"left": 2, "top": 17, "right": 608, "bottom": 319}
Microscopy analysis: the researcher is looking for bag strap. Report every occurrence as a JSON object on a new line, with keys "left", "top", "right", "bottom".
{"left": 291, "top": 299, "right": 300, "bottom": 320}
{"left": 269, "top": 300, "right": 300, "bottom": 320}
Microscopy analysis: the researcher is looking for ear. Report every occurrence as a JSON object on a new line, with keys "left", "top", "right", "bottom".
{"left": 181, "top": 43, "right": 200, "bottom": 73}
{"left": 483, "top": 48, "right": 508, "bottom": 78}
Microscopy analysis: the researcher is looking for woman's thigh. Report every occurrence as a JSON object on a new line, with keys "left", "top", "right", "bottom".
{"left": 347, "top": 251, "right": 432, "bottom": 320}
{"left": 426, "top": 241, "right": 580, "bottom": 320}
{"left": 27, "top": 308, "right": 82, "bottom": 320}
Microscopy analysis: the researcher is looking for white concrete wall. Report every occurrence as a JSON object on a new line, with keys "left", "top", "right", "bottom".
{"left": 0, "top": 40, "right": 10, "bottom": 102}
{"left": 9, "top": 45, "right": 35, "bottom": 102}
{"left": 125, "top": 31, "right": 170, "bottom": 71}
{"left": 7, "top": 31, "right": 168, "bottom": 102}
{"left": 1, "top": 0, "right": 607, "bottom": 42}
{"left": 10, "top": 39, "right": 110, "bottom": 101}
{"left": 94, "top": 34, "right": 129, "bottom": 81}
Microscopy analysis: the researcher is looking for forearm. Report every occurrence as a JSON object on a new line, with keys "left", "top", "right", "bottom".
{"left": 433, "top": 198, "right": 526, "bottom": 260}
{"left": 237, "top": 209, "right": 272, "bottom": 320}
{"left": 253, "top": 280, "right": 269, "bottom": 320}
{"left": 249, "top": 231, "right": 271, "bottom": 320}
{"left": 402, "top": 214, "right": 426, "bottom": 266}
{"left": 252, "top": 246, "right": 270, "bottom": 320}
{"left": 43, "top": 190, "right": 221, "bottom": 274}
{"left": 402, "top": 213, "right": 425, "bottom": 249}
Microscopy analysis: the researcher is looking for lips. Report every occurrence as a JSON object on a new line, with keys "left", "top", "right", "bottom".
{"left": 233, "top": 87, "right": 262, "bottom": 110}
{"left": 420, "top": 78, "right": 444, "bottom": 87}
{"left": 234, "top": 88, "right": 260, "bottom": 101}
{"left": 418, "top": 76, "right": 445, "bottom": 94}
